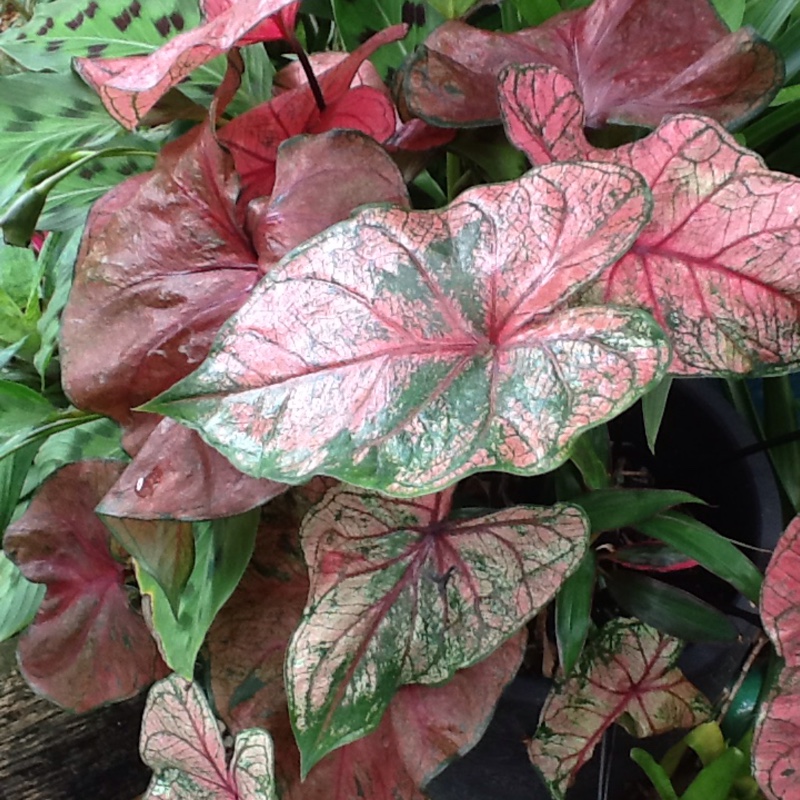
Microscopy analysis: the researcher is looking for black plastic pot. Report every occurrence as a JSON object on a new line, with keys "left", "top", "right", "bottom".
{"left": 427, "top": 379, "right": 782, "bottom": 800}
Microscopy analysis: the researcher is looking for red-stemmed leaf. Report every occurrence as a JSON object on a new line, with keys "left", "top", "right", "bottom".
{"left": 200, "top": 0, "right": 300, "bottom": 45}
{"left": 500, "top": 64, "right": 800, "bottom": 376}
{"left": 141, "top": 674, "right": 277, "bottom": 800}
{"left": 60, "top": 122, "right": 258, "bottom": 425}
{"left": 98, "top": 418, "right": 286, "bottom": 521}
{"left": 2, "top": 461, "right": 168, "bottom": 711}
{"left": 218, "top": 26, "right": 405, "bottom": 207}
{"left": 147, "top": 161, "right": 669, "bottom": 495}
{"left": 529, "top": 618, "right": 711, "bottom": 799}
{"left": 208, "top": 489, "right": 526, "bottom": 799}
{"left": 402, "top": 0, "right": 781, "bottom": 130}
{"left": 249, "top": 130, "right": 410, "bottom": 268}
{"left": 74, "top": 0, "right": 301, "bottom": 129}
{"left": 288, "top": 484, "right": 587, "bottom": 773}
{"left": 753, "top": 516, "right": 800, "bottom": 800}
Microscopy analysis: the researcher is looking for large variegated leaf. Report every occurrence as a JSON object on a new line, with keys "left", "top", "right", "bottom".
{"left": 529, "top": 618, "right": 711, "bottom": 800}
{"left": 72, "top": 0, "right": 300, "bottom": 128}
{"left": 147, "top": 161, "right": 669, "bottom": 495}
{"left": 499, "top": 64, "right": 800, "bottom": 376}
{"left": 402, "top": 0, "right": 781, "bottom": 129}
{"left": 141, "top": 674, "right": 277, "bottom": 800}
{"left": 2, "top": 461, "right": 167, "bottom": 711}
{"left": 753, "top": 516, "right": 800, "bottom": 800}
{"left": 289, "top": 484, "right": 588, "bottom": 772}
{"left": 208, "top": 489, "right": 526, "bottom": 799}
{"left": 200, "top": 0, "right": 300, "bottom": 45}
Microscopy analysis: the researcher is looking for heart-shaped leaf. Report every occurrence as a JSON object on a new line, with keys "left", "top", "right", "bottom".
{"left": 60, "top": 121, "right": 258, "bottom": 425}
{"left": 207, "top": 488, "right": 527, "bottom": 799}
{"left": 141, "top": 674, "right": 278, "bottom": 800}
{"left": 289, "top": 484, "right": 588, "bottom": 772}
{"left": 753, "top": 516, "right": 800, "bottom": 800}
{"left": 73, "top": 0, "right": 300, "bottom": 129}
{"left": 2, "top": 460, "right": 168, "bottom": 711}
{"left": 98, "top": 418, "right": 286, "bottom": 521}
{"left": 148, "top": 161, "right": 669, "bottom": 495}
{"left": 500, "top": 64, "right": 800, "bottom": 376}
{"left": 529, "top": 618, "right": 711, "bottom": 800}
{"left": 402, "top": 0, "right": 782, "bottom": 129}
{"left": 218, "top": 26, "right": 405, "bottom": 207}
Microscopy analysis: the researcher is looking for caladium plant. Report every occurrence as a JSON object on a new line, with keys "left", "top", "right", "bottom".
{"left": 2, "top": 0, "right": 800, "bottom": 798}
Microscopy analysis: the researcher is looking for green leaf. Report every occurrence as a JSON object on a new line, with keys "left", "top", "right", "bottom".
{"left": 642, "top": 375, "right": 672, "bottom": 453}
{"left": 136, "top": 509, "right": 260, "bottom": 678}
{"left": 763, "top": 374, "right": 800, "bottom": 511}
{"left": 24, "top": 416, "right": 125, "bottom": 493}
{"left": 0, "top": 406, "right": 103, "bottom": 462}
{"left": 0, "top": 241, "right": 39, "bottom": 308}
{"left": 332, "top": 0, "right": 444, "bottom": 76}
{"left": 0, "top": 72, "right": 122, "bottom": 211}
{"left": 34, "top": 225, "right": 83, "bottom": 380}
{"left": 0, "top": 441, "right": 39, "bottom": 534}
{"left": 744, "top": 0, "right": 800, "bottom": 40}
{"left": 0, "top": 0, "right": 204, "bottom": 72}
{"left": 0, "top": 549, "right": 44, "bottom": 642}
{"left": 573, "top": 488, "right": 705, "bottom": 534}
{"left": 630, "top": 748, "right": 680, "bottom": 800}
{"left": 710, "top": 0, "right": 746, "bottom": 30}
{"left": 1, "top": 146, "right": 156, "bottom": 246}
{"left": 555, "top": 550, "right": 596, "bottom": 676}
{"left": 509, "top": 0, "right": 562, "bottom": 27}
{"left": 681, "top": 746, "right": 748, "bottom": 800}
{"left": 0, "top": 380, "right": 54, "bottom": 438}
{"left": 427, "top": 0, "right": 481, "bottom": 19}
{"left": 770, "top": 84, "right": 800, "bottom": 105}
{"left": 634, "top": 511, "right": 763, "bottom": 603}
{"left": 604, "top": 570, "right": 739, "bottom": 642}
{"left": 569, "top": 428, "right": 611, "bottom": 490}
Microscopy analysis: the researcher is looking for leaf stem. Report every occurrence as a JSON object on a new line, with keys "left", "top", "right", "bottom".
{"left": 280, "top": 19, "right": 326, "bottom": 113}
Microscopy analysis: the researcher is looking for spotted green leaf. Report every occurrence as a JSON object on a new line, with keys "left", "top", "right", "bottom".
{"left": 141, "top": 674, "right": 278, "bottom": 800}
{"left": 288, "top": 483, "right": 588, "bottom": 774}
{"left": 147, "top": 162, "right": 670, "bottom": 496}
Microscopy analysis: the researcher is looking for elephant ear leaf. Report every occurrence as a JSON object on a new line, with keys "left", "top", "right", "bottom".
{"left": 753, "top": 516, "right": 800, "bottom": 800}
{"left": 529, "top": 618, "right": 711, "bottom": 800}
{"left": 287, "top": 484, "right": 589, "bottom": 773}
{"left": 499, "top": 64, "right": 800, "bottom": 378}
{"left": 147, "top": 161, "right": 669, "bottom": 495}
{"left": 141, "top": 674, "right": 278, "bottom": 800}
{"left": 2, "top": 460, "right": 168, "bottom": 711}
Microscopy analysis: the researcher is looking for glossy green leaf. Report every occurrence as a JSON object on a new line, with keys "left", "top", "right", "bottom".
{"left": 682, "top": 746, "right": 748, "bottom": 800}
{"left": 569, "top": 428, "right": 611, "bottom": 490}
{"left": 605, "top": 570, "right": 739, "bottom": 642}
{"left": 635, "top": 511, "right": 763, "bottom": 603}
{"left": 0, "top": 442, "right": 38, "bottom": 534}
{"left": 332, "top": 0, "right": 444, "bottom": 76}
{"left": 642, "top": 375, "right": 673, "bottom": 454}
{"left": 555, "top": 550, "right": 596, "bottom": 675}
{"left": 711, "top": 0, "right": 745, "bottom": 31}
{"left": 744, "top": 0, "right": 800, "bottom": 40}
{"left": 573, "top": 489, "right": 704, "bottom": 534}
{"left": 0, "top": 408, "right": 103, "bottom": 462}
{"left": 630, "top": 748, "right": 680, "bottom": 800}
{"left": 137, "top": 509, "right": 260, "bottom": 678}
{"left": 0, "top": 381, "right": 54, "bottom": 438}
{"left": 0, "top": 549, "right": 44, "bottom": 642}
{"left": 289, "top": 485, "right": 588, "bottom": 774}
{"left": 763, "top": 374, "right": 800, "bottom": 511}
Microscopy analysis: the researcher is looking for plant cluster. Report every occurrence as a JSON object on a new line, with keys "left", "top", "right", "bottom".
{"left": 2, "top": 0, "right": 800, "bottom": 798}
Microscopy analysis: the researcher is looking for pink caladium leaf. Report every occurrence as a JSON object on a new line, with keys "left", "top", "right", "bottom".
{"left": 402, "top": 0, "right": 781, "bottom": 130}
{"left": 147, "top": 161, "right": 669, "bottom": 495}
{"left": 529, "top": 618, "right": 711, "bottom": 800}
{"left": 97, "top": 418, "right": 287, "bottom": 522}
{"left": 500, "top": 64, "right": 800, "bottom": 376}
{"left": 200, "top": 0, "right": 300, "bottom": 45}
{"left": 207, "top": 489, "right": 526, "bottom": 798}
{"left": 60, "top": 121, "right": 258, "bottom": 426}
{"left": 218, "top": 26, "right": 405, "bottom": 207}
{"left": 753, "top": 516, "right": 800, "bottom": 800}
{"left": 73, "top": 0, "right": 301, "bottom": 129}
{"left": 141, "top": 674, "right": 278, "bottom": 800}
{"left": 2, "top": 461, "right": 168, "bottom": 711}
{"left": 288, "top": 484, "right": 587, "bottom": 773}
{"left": 249, "top": 130, "right": 410, "bottom": 268}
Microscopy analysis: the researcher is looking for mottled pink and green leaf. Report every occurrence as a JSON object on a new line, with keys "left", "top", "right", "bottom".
{"left": 148, "top": 162, "right": 669, "bottom": 495}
